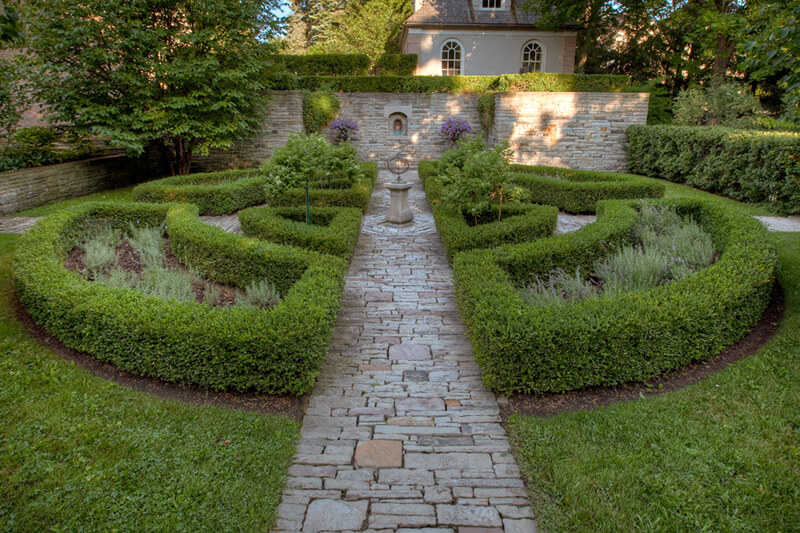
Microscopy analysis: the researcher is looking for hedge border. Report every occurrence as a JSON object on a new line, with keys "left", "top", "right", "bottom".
{"left": 271, "top": 73, "right": 631, "bottom": 94}
{"left": 420, "top": 161, "right": 665, "bottom": 214}
{"left": 132, "top": 162, "right": 378, "bottom": 215}
{"left": 626, "top": 125, "right": 800, "bottom": 215}
{"left": 452, "top": 198, "right": 777, "bottom": 393}
{"left": 239, "top": 206, "right": 362, "bottom": 257}
{"left": 13, "top": 202, "right": 348, "bottom": 395}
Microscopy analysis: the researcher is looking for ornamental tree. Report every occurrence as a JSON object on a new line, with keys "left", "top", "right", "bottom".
{"left": 24, "top": 0, "right": 279, "bottom": 175}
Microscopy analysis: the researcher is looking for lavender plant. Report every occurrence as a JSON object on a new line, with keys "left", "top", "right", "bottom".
{"left": 329, "top": 118, "right": 359, "bottom": 143}
{"left": 441, "top": 117, "right": 473, "bottom": 144}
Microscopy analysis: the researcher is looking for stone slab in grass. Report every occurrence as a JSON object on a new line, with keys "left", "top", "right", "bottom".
{"left": 239, "top": 205, "right": 363, "bottom": 257}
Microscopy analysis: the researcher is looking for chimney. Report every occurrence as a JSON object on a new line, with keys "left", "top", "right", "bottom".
{"left": 413, "top": 0, "right": 425, "bottom": 12}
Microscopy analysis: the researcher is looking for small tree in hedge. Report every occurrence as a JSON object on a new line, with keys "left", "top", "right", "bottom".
{"left": 438, "top": 137, "right": 519, "bottom": 223}
{"left": 24, "top": 0, "right": 278, "bottom": 175}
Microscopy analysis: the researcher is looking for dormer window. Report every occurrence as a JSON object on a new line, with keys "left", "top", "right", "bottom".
{"left": 482, "top": 0, "right": 501, "bottom": 7}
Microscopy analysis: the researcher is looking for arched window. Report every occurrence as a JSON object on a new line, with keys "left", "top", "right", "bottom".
{"left": 521, "top": 41, "right": 543, "bottom": 73}
{"left": 441, "top": 40, "right": 462, "bottom": 76}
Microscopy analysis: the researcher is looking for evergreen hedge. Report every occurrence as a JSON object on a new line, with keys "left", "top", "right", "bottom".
{"left": 132, "top": 162, "right": 378, "bottom": 215}
{"left": 452, "top": 198, "right": 777, "bottom": 393}
{"left": 626, "top": 125, "right": 800, "bottom": 215}
{"left": 13, "top": 202, "right": 348, "bottom": 395}
{"left": 375, "top": 54, "right": 418, "bottom": 76}
{"left": 272, "top": 72, "right": 631, "bottom": 94}
{"left": 239, "top": 206, "right": 362, "bottom": 257}
{"left": 509, "top": 165, "right": 665, "bottom": 213}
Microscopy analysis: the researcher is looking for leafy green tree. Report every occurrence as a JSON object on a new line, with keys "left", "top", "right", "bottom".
{"left": 743, "top": 4, "right": 800, "bottom": 122}
{"left": 24, "top": 0, "right": 279, "bottom": 175}
{"left": 284, "top": 0, "right": 348, "bottom": 53}
{"left": 307, "top": 0, "right": 411, "bottom": 67}
{"left": 0, "top": 1, "right": 23, "bottom": 43}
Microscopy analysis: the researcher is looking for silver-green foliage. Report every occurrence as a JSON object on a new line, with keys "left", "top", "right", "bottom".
{"left": 82, "top": 228, "right": 121, "bottom": 274}
{"left": 236, "top": 279, "right": 281, "bottom": 309}
{"left": 128, "top": 224, "right": 165, "bottom": 265}
{"left": 520, "top": 205, "right": 716, "bottom": 305}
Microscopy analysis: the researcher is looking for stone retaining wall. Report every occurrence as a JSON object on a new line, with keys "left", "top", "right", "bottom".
{"left": 0, "top": 151, "right": 164, "bottom": 215}
{"left": 195, "top": 90, "right": 649, "bottom": 173}
{"left": 491, "top": 91, "right": 650, "bottom": 171}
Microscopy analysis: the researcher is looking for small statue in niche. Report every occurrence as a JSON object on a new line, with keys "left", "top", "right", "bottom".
{"left": 393, "top": 119, "right": 404, "bottom": 136}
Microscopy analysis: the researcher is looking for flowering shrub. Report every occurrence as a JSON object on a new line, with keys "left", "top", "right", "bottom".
{"left": 441, "top": 117, "right": 473, "bottom": 143}
{"left": 329, "top": 118, "right": 359, "bottom": 142}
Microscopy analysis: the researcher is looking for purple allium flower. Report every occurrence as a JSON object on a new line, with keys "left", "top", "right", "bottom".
{"left": 329, "top": 118, "right": 359, "bottom": 142}
{"left": 441, "top": 117, "right": 473, "bottom": 143}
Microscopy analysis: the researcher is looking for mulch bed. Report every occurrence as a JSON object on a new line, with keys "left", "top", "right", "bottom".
{"left": 500, "top": 284, "right": 785, "bottom": 418}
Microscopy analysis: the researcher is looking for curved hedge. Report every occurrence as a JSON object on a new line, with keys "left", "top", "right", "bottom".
{"left": 508, "top": 165, "right": 665, "bottom": 213}
{"left": 13, "top": 202, "right": 348, "bottom": 395}
{"left": 626, "top": 125, "right": 800, "bottom": 215}
{"left": 420, "top": 170, "right": 557, "bottom": 260}
{"left": 132, "top": 162, "right": 378, "bottom": 215}
{"left": 240, "top": 206, "right": 362, "bottom": 257}
{"left": 132, "top": 169, "right": 265, "bottom": 215}
{"left": 452, "top": 198, "right": 777, "bottom": 393}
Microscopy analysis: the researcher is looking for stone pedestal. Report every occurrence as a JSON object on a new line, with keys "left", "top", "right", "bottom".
{"left": 384, "top": 182, "right": 413, "bottom": 224}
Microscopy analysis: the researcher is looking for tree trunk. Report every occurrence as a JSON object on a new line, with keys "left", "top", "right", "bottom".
{"left": 160, "top": 135, "right": 194, "bottom": 175}
{"left": 712, "top": 34, "right": 736, "bottom": 84}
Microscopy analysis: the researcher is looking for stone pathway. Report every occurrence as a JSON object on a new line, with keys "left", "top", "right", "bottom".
{"left": 199, "top": 213, "right": 243, "bottom": 235}
{"left": 0, "top": 216, "right": 41, "bottom": 234}
{"left": 274, "top": 170, "right": 536, "bottom": 533}
{"left": 755, "top": 216, "right": 800, "bottom": 233}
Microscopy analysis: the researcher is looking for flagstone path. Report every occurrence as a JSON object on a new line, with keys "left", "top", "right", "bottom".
{"left": 273, "top": 169, "right": 536, "bottom": 533}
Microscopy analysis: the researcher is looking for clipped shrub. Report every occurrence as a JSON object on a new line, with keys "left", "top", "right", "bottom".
{"left": 275, "top": 54, "right": 370, "bottom": 76}
{"left": 509, "top": 165, "right": 665, "bottom": 213}
{"left": 132, "top": 169, "right": 266, "bottom": 215}
{"left": 240, "top": 206, "right": 362, "bottom": 257}
{"left": 13, "top": 201, "right": 348, "bottom": 395}
{"left": 430, "top": 202, "right": 558, "bottom": 261}
{"left": 673, "top": 83, "right": 762, "bottom": 127}
{"left": 280, "top": 72, "right": 631, "bottom": 94}
{"left": 452, "top": 198, "right": 777, "bottom": 393}
{"left": 376, "top": 54, "right": 417, "bottom": 76}
{"left": 268, "top": 162, "right": 377, "bottom": 211}
{"left": 478, "top": 93, "right": 496, "bottom": 137}
{"left": 303, "top": 88, "right": 340, "bottom": 134}
{"left": 626, "top": 125, "right": 800, "bottom": 215}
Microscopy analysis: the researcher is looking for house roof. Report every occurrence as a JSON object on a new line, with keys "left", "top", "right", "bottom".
{"left": 404, "top": 0, "right": 574, "bottom": 29}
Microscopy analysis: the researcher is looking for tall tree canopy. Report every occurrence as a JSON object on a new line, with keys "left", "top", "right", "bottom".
{"left": 0, "top": 1, "right": 23, "bottom": 43}
{"left": 284, "top": 0, "right": 411, "bottom": 63}
{"left": 24, "top": 0, "right": 280, "bottom": 174}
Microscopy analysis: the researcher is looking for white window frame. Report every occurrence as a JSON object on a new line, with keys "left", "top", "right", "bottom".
{"left": 521, "top": 40, "right": 545, "bottom": 73}
{"left": 440, "top": 39, "right": 464, "bottom": 76}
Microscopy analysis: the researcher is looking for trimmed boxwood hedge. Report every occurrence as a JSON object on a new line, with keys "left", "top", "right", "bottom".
{"left": 626, "top": 125, "right": 800, "bottom": 215}
{"left": 420, "top": 161, "right": 664, "bottom": 214}
{"left": 274, "top": 72, "right": 631, "bottom": 94}
{"left": 432, "top": 203, "right": 558, "bottom": 261}
{"left": 375, "top": 54, "right": 418, "bottom": 76}
{"left": 132, "top": 169, "right": 265, "bottom": 215}
{"left": 267, "top": 162, "right": 378, "bottom": 211}
{"left": 509, "top": 165, "right": 665, "bottom": 213}
{"left": 13, "top": 202, "right": 348, "bottom": 395}
{"left": 132, "top": 162, "right": 378, "bottom": 215}
{"left": 239, "top": 206, "right": 362, "bottom": 257}
{"left": 420, "top": 169, "right": 557, "bottom": 260}
{"left": 452, "top": 198, "right": 777, "bottom": 393}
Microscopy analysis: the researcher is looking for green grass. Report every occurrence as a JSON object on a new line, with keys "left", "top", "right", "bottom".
{"left": 15, "top": 186, "right": 137, "bottom": 217}
{"left": 510, "top": 230, "right": 800, "bottom": 531}
{"left": 0, "top": 234, "right": 300, "bottom": 532}
{"left": 655, "top": 178, "right": 776, "bottom": 216}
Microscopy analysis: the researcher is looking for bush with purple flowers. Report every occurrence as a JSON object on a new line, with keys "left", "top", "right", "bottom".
{"left": 441, "top": 117, "right": 473, "bottom": 144}
{"left": 329, "top": 118, "right": 359, "bottom": 142}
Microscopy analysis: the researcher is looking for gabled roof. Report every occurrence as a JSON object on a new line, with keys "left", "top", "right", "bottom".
{"left": 404, "top": 0, "right": 571, "bottom": 29}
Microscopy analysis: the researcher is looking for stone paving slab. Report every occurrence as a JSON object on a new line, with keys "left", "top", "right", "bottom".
{"left": 0, "top": 216, "right": 41, "bottom": 234}
{"left": 273, "top": 171, "right": 537, "bottom": 532}
{"left": 755, "top": 216, "right": 800, "bottom": 232}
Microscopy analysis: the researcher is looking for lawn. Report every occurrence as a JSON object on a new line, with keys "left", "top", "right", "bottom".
{"left": 510, "top": 230, "right": 800, "bottom": 531}
{"left": 0, "top": 231, "right": 300, "bottom": 532}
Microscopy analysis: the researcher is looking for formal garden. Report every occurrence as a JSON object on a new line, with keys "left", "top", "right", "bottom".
{"left": 2, "top": 0, "right": 800, "bottom": 531}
